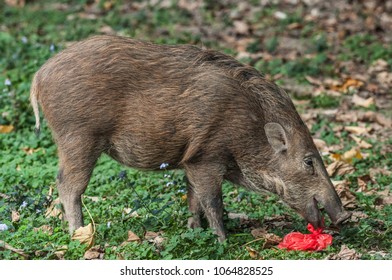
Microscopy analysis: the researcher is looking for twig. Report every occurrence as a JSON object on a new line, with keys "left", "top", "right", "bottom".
{"left": 0, "top": 240, "right": 29, "bottom": 259}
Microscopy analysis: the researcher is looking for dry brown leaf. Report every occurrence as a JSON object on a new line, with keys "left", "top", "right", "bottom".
{"left": 344, "top": 126, "right": 371, "bottom": 135}
{"left": 376, "top": 71, "right": 392, "bottom": 87}
{"left": 144, "top": 231, "right": 159, "bottom": 241}
{"left": 45, "top": 198, "right": 63, "bottom": 219}
{"left": 54, "top": 245, "right": 67, "bottom": 259}
{"left": 250, "top": 228, "right": 282, "bottom": 248}
{"left": 5, "top": 0, "right": 25, "bottom": 7}
{"left": 368, "top": 59, "right": 388, "bottom": 73}
{"left": 0, "top": 240, "right": 29, "bottom": 259}
{"left": 342, "top": 147, "right": 363, "bottom": 163}
{"left": 327, "top": 161, "right": 355, "bottom": 177}
{"left": 356, "top": 175, "right": 375, "bottom": 194}
{"left": 352, "top": 94, "right": 375, "bottom": 108}
{"left": 126, "top": 230, "right": 141, "bottom": 242}
{"left": 99, "top": 25, "right": 115, "bottom": 35}
{"left": 330, "top": 78, "right": 364, "bottom": 93}
{"left": 84, "top": 245, "right": 104, "bottom": 260}
{"left": 233, "top": 20, "right": 249, "bottom": 35}
{"left": 375, "top": 189, "right": 392, "bottom": 206}
{"left": 313, "top": 138, "right": 328, "bottom": 153}
{"left": 228, "top": 212, "right": 249, "bottom": 220}
{"left": 349, "top": 135, "right": 372, "bottom": 149}
{"left": 71, "top": 223, "right": 95, "bottom": 248}
{"left": 333, "top": 180, "right": 357, "bottom": 209}
{"left": 327, "top": 245, "right": 361, "bottom": 260}
{"left": 263, "top": 214, "right": 293, "bottom": 229}
{"left": 22, "top": 147, "right": 42, "bottom": 155}
{"left": 33, "top": 225, "right": 53, "bottom": 235}
{"left": 11, "top": 210, "right": 20, "bottom": 222}
{"left": 305, "top": 75, "right": 323, "bottom": 86}
{"left": 369, "top": 167, "right": 392, "bottom": 180}
{"left": 350, "top": 211, "right": 369, "bottom": 223}
{"left": 246, "top": 246, "right": 259, "bottom": 259}
{"left": 0, "top": 125, "right": 14, "bottom": 134}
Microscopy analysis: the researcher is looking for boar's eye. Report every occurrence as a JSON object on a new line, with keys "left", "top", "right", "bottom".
{"left": 303, "top": 157, "right": 315, "bottom": 174}
{"left": 304, "top": 157, "right": 313, "bottom": 167}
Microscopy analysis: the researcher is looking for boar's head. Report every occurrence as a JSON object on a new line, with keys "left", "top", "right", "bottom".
{"left": 239, "top": 121, "right": 351, "bottom": 229}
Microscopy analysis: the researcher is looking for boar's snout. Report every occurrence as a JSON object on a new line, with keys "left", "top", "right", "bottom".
{"left": 316, "top": 190, "right": 352, "bottom": 227}
{"left": 330, "top": 208, "right": 352, "bottom": 226}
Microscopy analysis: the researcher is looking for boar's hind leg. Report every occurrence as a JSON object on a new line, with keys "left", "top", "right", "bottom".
{"left": 56, "top": 135, "right": 103, "bottom": 234}
{"left": 185, "top": 163, "right": 226, "bottom": 242}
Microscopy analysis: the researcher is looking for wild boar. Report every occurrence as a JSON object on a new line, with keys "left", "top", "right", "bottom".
{"left": 30, "top": 35, "right": 351, "bottom": 242}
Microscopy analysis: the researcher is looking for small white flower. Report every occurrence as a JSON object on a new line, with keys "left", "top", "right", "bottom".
{"left": 166, "top": 181, "right": 174, "bottom": 187}
{"left": 164, "top": 174, "right": 171, "bottom": 178}
{"left": 20, "top": 201, "right": 28, "bottom": 208}
{"left": 160, "top": 163, "right": 169, "bottom": 169}
{"left": 107, "top": 221, "right": 111, "bottom": 228}
{"left": 0, "top": 224, "right": 8, "bottom": 231}
{"left": 4, "top": 78, "right": 11, "bottom": 86}
{"left": 21, "top": 36, "right": 28, "bottom": 44}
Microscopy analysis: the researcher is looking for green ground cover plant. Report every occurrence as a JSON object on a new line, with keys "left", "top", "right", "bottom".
{"left": 0, "top": 0, "right": 391, "bottom": 260}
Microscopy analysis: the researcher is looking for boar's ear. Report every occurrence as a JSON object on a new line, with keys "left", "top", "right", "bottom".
{"left": 264, "top": 122, "right": 288, "bottom": 153}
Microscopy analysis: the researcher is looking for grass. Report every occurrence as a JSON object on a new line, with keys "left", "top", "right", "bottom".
{"left": 0, "top": 1, "right": 391, "bottom": 260}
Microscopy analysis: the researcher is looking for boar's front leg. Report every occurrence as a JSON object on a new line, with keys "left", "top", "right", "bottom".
{"left": 186, "top": 178, "right": 202, "bottom": 229}
{"left": 56, "top": 134, "right": 103, "bottom": 233}
{"left": 184, "top": 162, "right": 226, "bottom": 242}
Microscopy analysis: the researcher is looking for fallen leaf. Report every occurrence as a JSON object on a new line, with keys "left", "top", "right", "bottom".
{"left": 327, "top": 245, "right": 361, "bottom": 260}
{"left": 0, "top": 240, "right": 29, "bottom": 259}
{"left": 33, "top": 225, "right": 53, "bottom": 235}
{"left": 349, "top": 135, "right": 372, "bottom": 149}
{"left": 352, "top": 94, "right": 375, "bottom": 108}
{"left": 71, "top": 223, "right": 95, "bottom": 248}
{"left": 374, "top": 189, "right": 392, "bottom": 206}
{"left": 344, "top": 126, "right": 371, "bottom": 135}
{"left": 251, "top": 228, "right": 282, "bottom": 248}
{"left": 342, "top": 147, "right": 363, "bottom": 163}
{"left": 5, "top": 0, "right": 25, "bottom": 7}
{"left": 228, "top": 212, "right": 249, "bottom": 220}
{"left": 144, "top": 231, "right": 159, "bottom": 241}
{"left": 305, "top": 75, "right": 323, "bottom": 86}
{"left": 0, "top": 125, "right": 14, "bottom": 134}
{"left": 246, "top": 246, "right": 259, "bottom": 259}
{"left": 54, "top": 245, "right": 67, "bottom": 259}
{"left": 126, "top": 230, "right": 141, "bottom": 242}
{"left": 356, "top": 175, "right": 375, "bottom": 194}
{"left": 84, "top": 245, "right": 104, "bottom": 260}
{"left": 369, "top": 167, "right": 392, "bottom": 180}
{"left": 376, "top": 71, "right": 392, "bottom": 87}
{"left": 330, "top": 78, "right": 364, "bottom": 93}
{"left": 263, "top": 214, "right": 293, "bottom": 229}
{"left": 350, "top": 211, "right": 368, "bottom": 223}
{"left": 327, "top": 161, "right": 355, "bottom": 177}
{"left": 11, "top": 210, "right": 20, "bottom": 222}
{"left": 274, "top": 11, "right": 287, "bottom": 20}
{"left": 45, "top": 198, "right": 63, "bottom": 219}
{"left": 333, "top": 180, "right": 357, "bottom": 209}
{"left": 233, "top": 20, "right": 249, "bottom": 35}
{"left": 313, "top": 138, "right": 328, "bottom": 153}
{"left": 368, "top": 59, "right": 389, "bottom": 73}
{"left": 22, "top": 147, "right": 41, "bottom": 155}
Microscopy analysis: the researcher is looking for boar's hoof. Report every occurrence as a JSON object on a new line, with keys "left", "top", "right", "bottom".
{"left": 187, "top": 217, "right": 201, "bottom": 229}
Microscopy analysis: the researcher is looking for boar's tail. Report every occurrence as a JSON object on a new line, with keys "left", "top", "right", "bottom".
{"left": 30, "top": 73, "right": 41, "bottom": 136}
